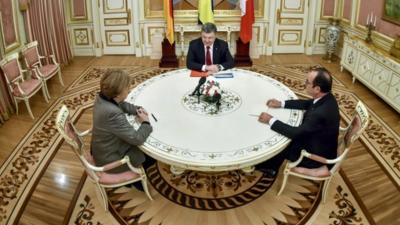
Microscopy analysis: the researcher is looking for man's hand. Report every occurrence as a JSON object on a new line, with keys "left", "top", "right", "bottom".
{"left": 206, "top": 65, "right": 219, "bottom": 74}
{"left": 266, "top": 99, "right": 282, "bottom": 108}
{"left": 136, "top": 108, "right": 150, "bottom": 123}
{"left": 258, "top": 112, "right": 273, "bottom": 124}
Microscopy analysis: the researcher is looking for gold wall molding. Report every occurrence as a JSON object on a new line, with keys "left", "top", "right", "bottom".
{"left": 0, "top": 1, "right": 21, "bottom": 53}
{"left": 144, "top": 0, "right": 264, "bottom": 19}
{"left": 280, "top": 0, "right": 305, "bottom": 14}
{"left": 73, "top": 28, "right": 90, "bottom": 45}
{"left": 278, "top": 30, "right": 302, "bottom": 45}
{"left": 70, "top": 0, "right": 88, "bottom": 21}
{"left": 105, "top": 30, "right": 130, "bottom": 46}
{"left": 103, "top": 0, "right": 127, "bottom": 14}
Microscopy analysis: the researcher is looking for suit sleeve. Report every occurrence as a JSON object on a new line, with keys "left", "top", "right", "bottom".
{"left": 271, "top": 110, "right": 323, "bottom": 139}
{"left": 107, "top": 111, "right": 153, "bottom": 146}
{"left": 119, "top": 101, "right": 138, "bottom": 115}
{"left": 186, "top": 42, "right": 203, "bottom": 71}
{"left": 284, "top": 99, "right": 313, "bottom": 110}
{"left": 220, "top": 42, "right": 234, "bottom": 70}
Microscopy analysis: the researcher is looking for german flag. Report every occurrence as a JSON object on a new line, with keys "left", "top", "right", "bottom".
{"left": 164, "top": 0, "right": 174, "bottom": 44}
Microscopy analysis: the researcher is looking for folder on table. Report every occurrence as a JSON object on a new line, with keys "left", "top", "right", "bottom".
{"left": 190, "top": 70, "right": 208, "bottom": 77}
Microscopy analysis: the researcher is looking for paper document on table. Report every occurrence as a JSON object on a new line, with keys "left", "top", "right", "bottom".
{"left": 214, "top": 72, "right": 233, "bottom": 78}
{"left": 248, "top": 105, "right": 269, "bottom": 118}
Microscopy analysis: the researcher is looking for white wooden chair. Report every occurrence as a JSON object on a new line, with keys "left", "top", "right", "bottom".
{"left": 0, "top": 53, "right": 49, "bottom": 119}
{"left": 21, "top": 41, "right": 64, "bottom": 98}
{"left": 55, "top": 105, "right": 153, "bottom": 211}
{"left": 277, "top": 101, "right": 369, "bottom": 203}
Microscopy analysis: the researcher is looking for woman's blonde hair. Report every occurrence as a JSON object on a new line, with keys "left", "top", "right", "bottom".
{"left": 100, "top": 69, "right": 131, "bottom": 98}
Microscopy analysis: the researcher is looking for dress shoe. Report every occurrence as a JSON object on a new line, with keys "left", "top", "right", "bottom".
{"left": 258, "top": 168, "right": 277, "bottom": 178}
{"left": 125, "top": 182, "right": 144, "bottom": 192}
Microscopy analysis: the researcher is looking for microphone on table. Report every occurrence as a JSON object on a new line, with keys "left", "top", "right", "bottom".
{"left": 190, "top": 76, "right": 207, "bottom": 97}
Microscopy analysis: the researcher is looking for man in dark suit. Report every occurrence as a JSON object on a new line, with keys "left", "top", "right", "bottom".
{"left": 257, "top": 67, "right": 340, "bottom": 176}
{"left": 187, "top": 23, "right": 234, "bottom": 73}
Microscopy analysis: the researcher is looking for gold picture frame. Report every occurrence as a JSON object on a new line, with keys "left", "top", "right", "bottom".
{"left": 382, "top": 0, "right": 400, "bottom": 25}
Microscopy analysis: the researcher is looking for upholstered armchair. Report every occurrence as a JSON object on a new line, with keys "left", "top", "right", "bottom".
{"left": 277, "top": 101, "right": 369, "bottom": 203}
{"left": 0, "top": 53, "right": 49, "bottom": 119}
{"left": 21, "top": 41, "right": 64, "bottom": 98}
{"left": 55, "top": 105, "right": 153, "bottom": 211}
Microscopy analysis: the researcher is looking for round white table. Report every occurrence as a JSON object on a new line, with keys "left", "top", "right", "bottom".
{"left": 127, "top": 68, "right": 302, "bottom": 173}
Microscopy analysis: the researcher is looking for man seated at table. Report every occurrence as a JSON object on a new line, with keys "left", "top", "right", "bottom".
{"left": 257, "top": 67, "right": 340, "bottom": 177}
{"left": 187, "top": 22, "right": 234, "bottom": 74}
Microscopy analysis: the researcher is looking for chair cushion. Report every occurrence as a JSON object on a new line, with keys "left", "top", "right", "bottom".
{"left": 291, "top": 165, "right": 331, "bottom": 178}
{"left": 2, "top": 59, "right": 21, "bottom": 82}
{"left": 39, "top": 64, "right": 58, "bottom": 77}
{"left": 98, "top": 170, "right": 140, "bottom": 185}
{"left": 83, "top": 154, "right": 141, "bottom": 185}
{"left": 12, "top": 79, "right": 41, "bottom": 97}
{"left": 23, "top": 47, "right": 40, "bottom": 67}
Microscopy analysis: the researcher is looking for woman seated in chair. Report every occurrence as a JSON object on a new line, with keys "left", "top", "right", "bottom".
{"left": 91, "top": 69, "right": 153, "bottom": 176}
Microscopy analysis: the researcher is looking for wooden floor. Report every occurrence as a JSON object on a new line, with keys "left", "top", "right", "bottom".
{"left": 0, "top": 55, "right": 399, "bottom": 225}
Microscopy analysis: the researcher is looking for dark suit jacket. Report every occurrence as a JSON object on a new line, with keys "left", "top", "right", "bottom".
{"left": 91, "top": 95, "right": 153, "bottom": 173}
{"left": 271, "top": 93, "right": 340, "bottom": 168}
{"left": 186, "top": 38, "right": 234, "bottom": 71}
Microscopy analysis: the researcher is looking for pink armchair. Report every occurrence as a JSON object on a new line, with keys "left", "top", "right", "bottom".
{"left": 0, "top": 53, "right": 49, "bottom": 119}
{"left": 55, "top": 105, "right": 153, "bottom": 211}
{"left": 21, "top": 41, "right": 64, "bottom": 98}
{"left": 277, "top": 101, "right": 369, "bottom": 203}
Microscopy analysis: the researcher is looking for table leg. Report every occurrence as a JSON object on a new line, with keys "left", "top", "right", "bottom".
{"left": 170, "top": 165, "right": 186, "bottom": 175}
{"left": 241, "top": 166, "right": 255, "bottom": 174}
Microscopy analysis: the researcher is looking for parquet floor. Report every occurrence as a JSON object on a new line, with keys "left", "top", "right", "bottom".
{"left": 0, "top": 55, "right": 398, "bottom": 225}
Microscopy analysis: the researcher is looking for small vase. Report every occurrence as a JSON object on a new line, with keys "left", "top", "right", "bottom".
{"left": 325, "top": 19, "right": 341, "bottom": 63}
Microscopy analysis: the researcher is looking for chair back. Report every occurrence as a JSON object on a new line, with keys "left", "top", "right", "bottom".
{"left": 55, "top": 105, "right": 99, "bottom": 181}
{"left": 21, "top": 41, "right": 41, "bottom": 68}
{"left": 0, "top": 53, "right": 24, "bottom": 84}
{"left": 331, "top": 101, "right": 369, "bottom": 174}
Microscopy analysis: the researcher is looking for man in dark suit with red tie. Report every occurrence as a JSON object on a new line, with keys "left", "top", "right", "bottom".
{"left": 257, "top": 67, "right": 340, "bottom": 177}
{"left": 186, "top": 23, "right": 234, "bottom": 74}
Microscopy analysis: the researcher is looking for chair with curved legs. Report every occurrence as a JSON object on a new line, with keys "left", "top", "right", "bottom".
{"left": 55, "top": 105, "right": 153, "bottom": 211}
{"left": 21, "top": 41, "right": 64, "bottom": 98}
{"left": 0, "top": 53, "right": 49, "bottom": 119}
{"left": 277, "top": 101, "right": 369, "bottom": 203}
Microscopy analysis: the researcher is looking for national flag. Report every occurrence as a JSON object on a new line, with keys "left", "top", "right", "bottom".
{"left": 198, "top": 0, "right": 214, "bottom": 24}
{"left": 239, "top": 0, "right": 255, "bottom": 43}
{"left": 164, "top": 0, "right": 174, "bottom": 44}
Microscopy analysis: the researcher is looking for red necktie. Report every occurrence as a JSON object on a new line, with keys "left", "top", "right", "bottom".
{"left": 206, "top": 46, "right": 212, "bottom": 65}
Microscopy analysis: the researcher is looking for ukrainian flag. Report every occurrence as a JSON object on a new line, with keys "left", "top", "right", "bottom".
{"left": 198, "top": 0, "right": 214, "bottom": 24}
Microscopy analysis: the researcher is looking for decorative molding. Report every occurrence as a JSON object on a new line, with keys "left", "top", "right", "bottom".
{"left": 104, "top": 18, "right": 128, "bottom": 26}
{"left": 103, "top": 0, "right": 127, "bottom": 14}
{"left": 143, "top": 0, "right": 264, "bottom": 19}
{"left": 105, "top": 30, "right": 130, "bottom": 46}
{"left": 319, "top": 27, "right": 327, "bottom": 44}
{"left": 73, "top": 28, "right": 90, "bottom": 45}
{"left": 70, "top": 0, "right": 88, "bottom": 21}
{"left": 278, "top": 29, "right": 302, "bottom": 45}
{"left": 281, "top": 0, "right": 305, "bottom": 14}
{"left": 0, "top": 0, "right": 20, "bottom": 53}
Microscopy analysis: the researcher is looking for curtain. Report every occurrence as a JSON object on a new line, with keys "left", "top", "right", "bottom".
{"left": 25, "top": 0, "right": 72, "bottom": 65}
{"left": 0, "top": 54, "right": 15, "bottom": 125}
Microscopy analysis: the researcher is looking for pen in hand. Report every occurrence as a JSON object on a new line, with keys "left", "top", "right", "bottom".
{"left": 151, "top": 113, "right": 158, "bottom": 122}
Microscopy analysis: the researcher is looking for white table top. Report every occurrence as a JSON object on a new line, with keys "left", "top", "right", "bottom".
{"left": 127, "top": 68, "right": 302, "bottom": 171}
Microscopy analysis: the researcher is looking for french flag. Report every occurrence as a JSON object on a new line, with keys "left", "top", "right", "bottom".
{"left": 239, "top": 0, "right": 255, "bottom": 44}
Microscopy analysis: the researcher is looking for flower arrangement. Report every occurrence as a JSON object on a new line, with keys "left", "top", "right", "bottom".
{"left": 201, "top": 77, "right": 222, "bottom": 103}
